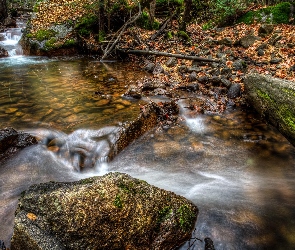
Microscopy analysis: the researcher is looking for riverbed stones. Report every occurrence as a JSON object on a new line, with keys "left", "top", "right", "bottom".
{"left": 244, "top": 73, "right": 295, "bottom": 147}
{"left": 0, "top": 46, "right": 8, "bottom": 57}
{"left": 11, "top": 172, "right": 198, "bottom": 250}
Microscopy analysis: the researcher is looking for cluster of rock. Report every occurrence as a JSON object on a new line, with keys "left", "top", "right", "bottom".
{"left": 125, "top": 56, "right": 243, "bottom": 114}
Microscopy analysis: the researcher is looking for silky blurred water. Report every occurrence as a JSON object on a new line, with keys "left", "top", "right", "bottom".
{"left": 1, "top": 57, "right": 295, "bottom": 249}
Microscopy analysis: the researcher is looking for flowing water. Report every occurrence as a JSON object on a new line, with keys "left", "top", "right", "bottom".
{"left": 0, "top": 20, "right": 25, "bottom": 56}
{"left": 0, "top": 55, "right": 295, "bottom": 249}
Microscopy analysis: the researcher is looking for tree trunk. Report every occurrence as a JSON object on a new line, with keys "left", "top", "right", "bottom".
{"left": 0, "top": 0, "right": 8, "bottom": 24}
{"left": 180, "top": 0, "right": 192, "bottom": 31}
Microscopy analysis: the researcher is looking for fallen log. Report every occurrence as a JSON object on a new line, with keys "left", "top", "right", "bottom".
{"left": 117, "top": 48, "right": 220, "bottom": 62}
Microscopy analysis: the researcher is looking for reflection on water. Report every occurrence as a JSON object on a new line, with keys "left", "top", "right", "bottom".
{"left": 1, "top": 57, "right": 295, "bottom": 249}
{"left": 0, "top": 57, "right": 147, "bottom": 132}
{"left": 108, "top": 108, "right": 295, "bottom": 250}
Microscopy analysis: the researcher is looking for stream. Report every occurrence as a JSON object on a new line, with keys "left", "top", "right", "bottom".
{"left": 1, "top": 34, "right": 295, "bottom": 249}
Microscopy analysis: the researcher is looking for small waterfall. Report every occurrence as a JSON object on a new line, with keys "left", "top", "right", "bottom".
{"left": 0, "top": 28, "right": 23, "bottom": 56}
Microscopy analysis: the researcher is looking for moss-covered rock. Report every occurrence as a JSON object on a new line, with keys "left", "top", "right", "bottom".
{"left": 11, "top": 172, "right": 198, "bottom": 250}
{"left": 244, "top": 73, "right": 295, "bottom": 147}
{"left": 238, "top": 2, "right": 292, "bottom": 24}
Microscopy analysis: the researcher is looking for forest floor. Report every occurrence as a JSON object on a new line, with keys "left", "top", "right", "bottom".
{"left": 115, "top": 21, "right": 295, "bottom": 114}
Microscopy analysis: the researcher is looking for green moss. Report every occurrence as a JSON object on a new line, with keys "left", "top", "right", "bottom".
{"left": 156, "top": 206, "right": 172, "bottom": 230}
{"left": 79, "top": 178, "right": 95, "bottom": 184}
{"left": 257, "top": 89, "right": 272, "bottom": 102}
{"left": 75, "top": 14, "right": 98, "bottom": 37}
{"left": 156, "top": 0, "right": 183, "bottom": 7}
{"left": 238, "top": 2, "right": 291, "bottom": 24}
{"left": 118, "top": 181, "right": 136, "bottom": 194}
{"left": 177, "top": 204, "right": 195, "bottom": 232}
{"left": 202, "top": 21, "right": 214, "bottom": 30}
{"left": 45, "top": 37, "right": 57, "bottom": 48}
{"left": 166, "top": 31, "right": 173, "bottom": 39}
{"left": 35, "top": 29, "right": 57, "bottom": 42}
{"left": 137, "top": 11, "right": 159, "bottom": 30}
{"left": 282, "top": 88, "right": 295, "bottom": 98}
{"left": 96, "top": 31, "right": 105, "bottom": 42}
{"left": 26, "top": 33, "right": 34, "bottom": 38}
{"left": 63, "top": 39, "right": 77, "bottom": 48}
{"left": 279, "top": 105, "right": 295, "bottom": 131}
{"left": 177, "top": 31, "right": 190, "bottom": 41}
{"left": 114, "top": 194, "right": 123, "bottom": 208}
{"left": 257, "top": 89, "right": 295, "bottom": 131}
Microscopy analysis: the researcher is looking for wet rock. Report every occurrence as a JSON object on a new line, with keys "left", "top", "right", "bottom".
{"left": 142, "top": 80, "right": 166, "bottom": 91}
{"left": 109, "top": 101, "right": 179, "bottom": 160}
{"left": 245, "top": 73, "right": 295, "bottom": 147}
{"left": 197, "top": 76, "right": 209, "bottom": 84}
{"left": 153, "top": 63, "right": 164, "bottom": 75}
{"left": 218, "top": 37, "right": 233, "bottom": 46}
{"left": 233, "top": 60, "right": 247, "bottom": 71}
{"left": 144, "top": 62, "right": 155, "bottom": 72}
{"left": 270, "top": 58, "right": 282, "bottom": 64}
{"left": 178, "top": 65, "right": 188, "bottom": 74}
{"left": 166, "top": 57, "right": 177, "bottom": 67}
{"left": 0, "top": 127, "right": 38, "bottom": 162}
{"left": 187, "top": 66, "right": 202, "bottom": 73}
{"left": 4, "top": 17, "right": 16, "bottom": 28}
{"left": 0, "top": 240, "right": 6, "bottom": 250}
{"left": 0, "top": 46, "right": 8, "bottom": 57}
{"left": 178, "top": 83, "right": 199, "bottom": 92}
{"left": 268, "top": 34, "right": 282, "bottom": 46}
{"left": 239, "top": 34, "right": 260, "bottom": 48}
{"left": 210, "top": 76, "right": 221, "bottom": 86}
{"left": 11, "top": 172, "right": 198, "bottom": 250}
{"left": 124, "top": 86, "right": 142, "bottom": 99}
{"left": 220, "top": 67, "right": 232, "bottom": 76}
{"left": 204, "top": 237, "right": 215, "bottom": 250}
{"left": 258, "top": 24, "right": 274, "bottom": 37}
{"left": 189, "top": 71, "right": 197, "bottom": 82}
{"left": 227, "top": 83, "right": 241, "bottom": 99}
{"left": 257, "top": 49, "right": 265, "bottom": 56}
{"left": 221, "top": 78, "right": 232, "bottom": 88}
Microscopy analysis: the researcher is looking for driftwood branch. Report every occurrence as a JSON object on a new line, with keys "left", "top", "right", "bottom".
{"left": 101, "top": 5, "right": 142, "bottom": 60}
{"left": 117, "top": 48, "right": 220, "bottom": 62}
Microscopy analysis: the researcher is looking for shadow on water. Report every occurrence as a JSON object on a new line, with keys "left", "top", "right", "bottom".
{"left": 0, "top": 57, "right": 295, "bottom": 249}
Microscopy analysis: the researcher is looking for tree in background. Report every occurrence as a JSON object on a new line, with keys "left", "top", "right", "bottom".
{"left": 0, "top": 0, "right": 8, "bottom": 24}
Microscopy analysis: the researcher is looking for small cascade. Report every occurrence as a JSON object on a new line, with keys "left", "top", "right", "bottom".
{"left": 0, "top": 27, "right": 23, "bottom": 56}
{"left": 0, "top": 28, "right": 23, "bottom": 56}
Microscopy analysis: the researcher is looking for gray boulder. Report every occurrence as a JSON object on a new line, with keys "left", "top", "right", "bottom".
{"left": 244, "top": 74, "right": 295, "bottom": 146}
{"left": 11, "top": 172, "right": 198, "bottom": 250}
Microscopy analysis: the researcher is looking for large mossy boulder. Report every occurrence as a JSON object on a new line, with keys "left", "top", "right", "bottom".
{"left": 244, "top": 73, "right": 295, "bottom": 146}
{"left": 11, "top": 172, "right": 198, "bottom": 250}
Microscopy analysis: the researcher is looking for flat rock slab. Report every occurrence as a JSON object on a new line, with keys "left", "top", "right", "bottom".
{"left": 11, "top": 172, "right": 198, "bottom": 250}
{"left": 244, "top": 73, "right": 295, "bottom": 146}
